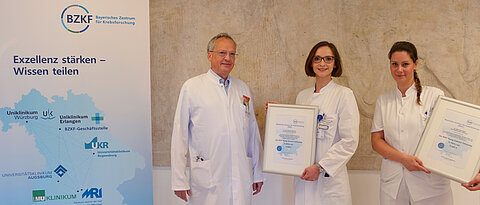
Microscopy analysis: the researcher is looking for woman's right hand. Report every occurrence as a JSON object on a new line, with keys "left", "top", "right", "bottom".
{"left": 265, "top": 101, "right": 279, "bottom": 112}
{"left": 400, "top": 154, "right": 431, "bottom": 174}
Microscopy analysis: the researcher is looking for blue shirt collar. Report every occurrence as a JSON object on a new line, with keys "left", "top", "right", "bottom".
{"left": 208, "top": 69, "right": 230, "bottom": 94}
{"left": 209, "top": 69, "right": 230, "bottom": 86}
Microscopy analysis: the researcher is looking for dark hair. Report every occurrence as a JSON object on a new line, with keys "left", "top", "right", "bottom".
{"left": 305, "top": 41, "right": 342, "bottom": 77}
{"left": 388, "top": 41, "right": 422, "bottom": 105}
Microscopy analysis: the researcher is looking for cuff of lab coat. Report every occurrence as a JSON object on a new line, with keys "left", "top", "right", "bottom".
{"left": 253, "top": 172, "right": 265, "bottom": 183}
{"left": 172, "top": 184, "right": 191, "bottom": 191}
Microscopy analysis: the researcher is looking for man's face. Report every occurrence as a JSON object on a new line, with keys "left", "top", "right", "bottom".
{"left": 208, "top": 37, "right": 236, "bottom": 79}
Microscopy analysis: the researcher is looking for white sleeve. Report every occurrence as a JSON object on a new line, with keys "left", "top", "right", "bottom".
{"left": 247, "top": 94, "right": 265, "bottom": 183}
{"left": 170, "top": 83, "right": 191, "bottom": 190}
{"left": 318, "top": 90, "right": 360, "bottom": 177}
{"left": 371, "top": 97, "right": 384, "bottom": 133}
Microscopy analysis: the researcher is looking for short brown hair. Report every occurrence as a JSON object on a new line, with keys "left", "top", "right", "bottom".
{"left": 305, "top": 41, "right": 342, "bottom": 77}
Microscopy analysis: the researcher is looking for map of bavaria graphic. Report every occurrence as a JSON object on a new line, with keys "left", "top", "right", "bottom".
{"left": 0, "top": 89, "right": 149, "bottom": 204}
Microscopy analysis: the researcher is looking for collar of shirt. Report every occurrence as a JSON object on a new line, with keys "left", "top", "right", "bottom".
{"left": 208, "top": 69, "right": 230, "bottom": 94}
{"left": 312, "top": 79, "right": 335, "bottom": 94}
{"left": 395, "top": 83, "right": 417, "bottom": 98}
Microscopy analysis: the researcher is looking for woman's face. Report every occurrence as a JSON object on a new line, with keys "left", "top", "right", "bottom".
{"left": 390, "top": 51, "right": 417, "bottom": 86}
{"left": 311, "top": 46, "right": 335, "bottom": 79}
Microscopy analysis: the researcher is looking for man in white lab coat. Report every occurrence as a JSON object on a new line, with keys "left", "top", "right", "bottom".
{"left": 171, "top": 33, "right": 264, "bottom": 205}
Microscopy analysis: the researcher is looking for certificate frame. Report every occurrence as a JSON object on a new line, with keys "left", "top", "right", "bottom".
{"left": 414, "top": 96, "right": 480, "bottom": 183}
{"left": 263, "top": 103, "right": 318, "bottom": 176}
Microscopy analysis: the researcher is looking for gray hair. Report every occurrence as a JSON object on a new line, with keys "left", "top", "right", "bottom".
{"left": 207, "top": 33, "right": 236, "bottom": 52}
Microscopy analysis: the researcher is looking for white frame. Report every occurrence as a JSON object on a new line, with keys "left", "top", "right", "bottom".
{"left": 414, "top": 96, "right": 480, "bottom": 183}
{"left": 263, "top": 103, "right": 318, "bottom": 176}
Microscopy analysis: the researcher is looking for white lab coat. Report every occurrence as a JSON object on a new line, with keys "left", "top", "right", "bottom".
{"left": 294, "top": 80, "right": 359, "bottom": 205}
{"left": 371, "top": 85, "right": 451, "bottom": 202}
{"left": 171, "top": 71, "right": 264, "bottom": 205}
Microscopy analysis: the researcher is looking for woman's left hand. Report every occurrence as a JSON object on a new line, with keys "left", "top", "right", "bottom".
{"left": 301, "top": 165, "right": 321, "bottom": 181}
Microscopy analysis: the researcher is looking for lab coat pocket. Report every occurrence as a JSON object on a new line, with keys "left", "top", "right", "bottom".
{"left": 321, "top": 171, "right": 347, "bottom": 197}
{"left": 380, "top": 159, "right": 401, "bottom": 185}
{"left": 190, "top": 160, "right": 213, "bottom": 189}
{"left": 412, "top": 171, "right": 450, "bottom": 188}
{"left": 315, "top": 113, "right": 337, "bottom": 158}
{"left": 316, "top": 113, "right": 337, "bottom": 142}
{"left": 418, "top": 112, "right": 428, "bottom": 136}
{"left": 236, "top": 101, "right": 250, "bottom": 137}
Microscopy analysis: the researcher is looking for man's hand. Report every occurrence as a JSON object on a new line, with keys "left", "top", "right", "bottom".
{"left": 252, "top": 182, "right": 264, "bottom": 195}
{"left": 265, "top": 101, "right": 279, "bottom": 112}
{"left": 174, "top": 190, "right": 191, "bottom": 202}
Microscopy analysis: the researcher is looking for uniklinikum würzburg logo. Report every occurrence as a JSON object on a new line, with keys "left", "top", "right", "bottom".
{"left": 61, "top": 5, "right": 92, "bottom": 33}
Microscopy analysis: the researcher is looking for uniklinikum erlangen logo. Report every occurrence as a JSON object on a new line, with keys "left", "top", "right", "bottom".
{"left": 61, "top": 5, "right": 93, "bottom": 33}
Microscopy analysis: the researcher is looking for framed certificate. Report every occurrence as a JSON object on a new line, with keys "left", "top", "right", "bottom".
{"left": 414, "top": 96, "right": 480, "bottom": 183}
{"left": 263, "top": 103, "right": 319, "bottom": 176}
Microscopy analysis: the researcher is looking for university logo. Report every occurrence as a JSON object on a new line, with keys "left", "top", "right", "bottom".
{"left": 32, "top": 190, "right": 45, "bottom": 202}
{"left": 32, "top": 189, "right": 76, "bottom": 202}
{"left": 91, "top": 113, "right": 104, "bottom": 124}
{"left": 82, "top": 188, "right": 103, "bottom": 199}
{"left": 61, "top": 5, "right": 93, "bottom": 33}
{"left": 54, "top": 165, "right": 67, "bottom": 177}
{"left": 41, "top": 109, "right": 55, "bottom": 120}
{"left": 85, "top": 137, "right": 109, "bottom": 149}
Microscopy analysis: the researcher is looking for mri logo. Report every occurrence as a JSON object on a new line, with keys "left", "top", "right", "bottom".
{"left": 32, "top": 190, "right": 45, "bottom": 202}
{"left": 85, "top": 137, "right": 109, "bottom": 149}
{"left": 82, "top": 188, "right": 102, "bottom": 199}
{"left": 61, "top": 5, "right": 93, "bottom": 33}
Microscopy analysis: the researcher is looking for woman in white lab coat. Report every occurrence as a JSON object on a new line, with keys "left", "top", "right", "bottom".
{"left": 371, "top": 41, "right": 452, "bottom": 205}
{"left": 294, "top": 41, "right": 360, "bottom": 205}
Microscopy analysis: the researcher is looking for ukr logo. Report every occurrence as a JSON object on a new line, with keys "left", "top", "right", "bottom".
{"left": 61, "top": 5, "right": 93, "bottom": 33}
{"left": 85, "top": 137, "right": 109, "bottom": 149}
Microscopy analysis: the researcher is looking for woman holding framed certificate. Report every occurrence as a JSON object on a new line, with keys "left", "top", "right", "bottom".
{"left": 371, "top": 41, "right": 453, "bottom": 205}
{"left": 292, "top": 41, "right": 360, "bottom": 205}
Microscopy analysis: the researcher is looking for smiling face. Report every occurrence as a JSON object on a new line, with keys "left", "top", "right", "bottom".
{"left": 389, "top": 51, "right": 417, "bottom": 87}
{"left": 311, "top": 46, "right": 335, "bottom": 80}
{"left": 207, "top": 37, "right": 236, "bottom": 79}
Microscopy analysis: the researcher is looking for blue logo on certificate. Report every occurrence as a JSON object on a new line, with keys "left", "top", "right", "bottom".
{"left": 276, "top": 146, "right": 282, "bottom": 151}
{"left": 438, "top": 142, "right": 445, "bottom": 149}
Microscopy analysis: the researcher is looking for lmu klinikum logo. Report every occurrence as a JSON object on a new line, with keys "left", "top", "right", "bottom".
{"left": 32, "top": 190, "right": 45, "bottom": 202}
{"left": 61, "top": 5, "right": 93, "bottom": 33}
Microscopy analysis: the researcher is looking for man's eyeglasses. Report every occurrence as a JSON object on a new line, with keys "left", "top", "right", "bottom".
{"left": 313, "top": 56, "right": 335, "bottom": 64}
{"left": 209, "top": 50, "right": 238, "bottom": 58}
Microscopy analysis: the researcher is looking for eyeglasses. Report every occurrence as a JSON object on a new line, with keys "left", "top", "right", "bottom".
{"left": 209, "top": 50, "right": 238, "bottom": 58}
{"left": 313, "top": 56, "right": 335, "bottom": 64}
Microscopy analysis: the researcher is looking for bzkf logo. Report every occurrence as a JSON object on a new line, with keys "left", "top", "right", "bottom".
{"left": 85, "top": 137, "right": 108, "bottom": 149}
{"left": 61, "top": 5, "right": 93, "bottom": 33}
{"left": 82, "top": 188, "right": 102, "bottom": 199}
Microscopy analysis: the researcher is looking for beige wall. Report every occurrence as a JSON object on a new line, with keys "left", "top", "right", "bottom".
{"left": 151, "top": 0, "right": 480, "bottom": 169}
